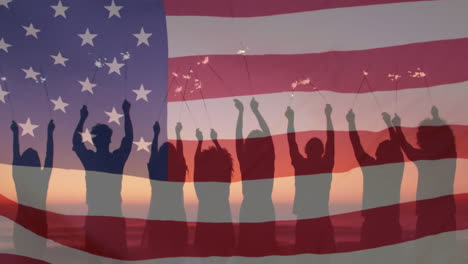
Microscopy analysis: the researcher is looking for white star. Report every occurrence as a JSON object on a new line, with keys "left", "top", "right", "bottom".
{"left": 19, "top": 118, "right": 39, "bottom": 137}
{"left": 105, "top": 57, "right": 124, "bottom": 75}
{"left": 105, "top": 107, "right": 124, "bottom": 125}
{"left": 50, "top": 96, "right": 69, "bottom": 113}
{"left": 22, "top": 23, "right": 41, "bottom": 39}
{"left": 51, "top": 0, "right": 69, "bottom": 18}
{"left": 104, "top": 0, "right": 123, "bottom": 19}
{"left": 78, "top": 28, "right": 97, "bottom": 47}
{"left": 22, "top": 67, "right": 40, "bottom": 82}
{"left": 0, "top": 0, "right": 12, "bottom": 9}
{"left": 79, "top": 77, "right": 96, "bottom": 94}
{"left": 0, "top": 85, "right": 9, "bottom": 103}
{"left": 80, "top": 128, "right": 95, "bottom": 145}
{"left": 133, "top": 27, "right": 152, "bottom": 47}
{"left": 0, "top": 38, "right": 12, "bottom": 53}
{"left": 132, "top": 84, "right": 151, "bottom": 102}
{"left": 133, "top": 137, "right": 151, "bottom": 153}
{"left": 50, "top": 52, "right": 69, "bottom": 67}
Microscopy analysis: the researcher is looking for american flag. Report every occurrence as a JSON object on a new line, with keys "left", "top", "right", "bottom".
{"left": 0, "top": 0, "right": 468, "bottom": 263}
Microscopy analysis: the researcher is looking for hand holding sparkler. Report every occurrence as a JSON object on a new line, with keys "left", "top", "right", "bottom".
{"left": 382, "top": 112, "right": 392, "bottom": 127}
{"left": 195, "top": 128, "right": 203, "bottom": 141}
{"left": 10, "top": 120, "right": 18, "bottom": 134}
{"left": 153, "top": 121, "right": 160, "bottom": 135}
{"left": 234, "top": 99, "right": 244, "bottom": 112}
{"left": 48, "top": 120, "right": 55, "bottom": 134}
{"left": 346, "top": 109, "right": 355, "bottom": 123}
{"left": 210, "top": 129, "right": 218, "bottom": 140}
{"left": 325, "top": 104, "right": 332, "bottom": 117}
{"left": 175, "top": 122, "right": 183, "bottom": 135}
{"left": 285, "top": 106, "right": 294, "bottom": 120}
{"left": 392, "top": 114, "right": 401, "bottom": 127}
{"left": 431, "top": 106, "right": 440, "bottom": 120}
{"left": 250, "top": 97, "right": 259, "bottom": 112}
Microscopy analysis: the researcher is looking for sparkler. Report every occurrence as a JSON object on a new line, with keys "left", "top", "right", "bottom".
{"left": 193, "top": 73, "right": 213, "bottom": 127}
{"left": 178, "top": 67, "right": 197, "bottom": 127}
{"left": 39, "top": 67, "right": 53, "bottom": 118}
{"left": 388, "top": 66, "right": 402, "bottom": 112}
{"left": 409, "top": 66, "right": 433, "bottom": 104}
{"left": 0, "top": 67, "right": 15, "bottom": 118}
{"left": 352, "top": 68, "right": 382, "bottom": 112}
{"left": 238, "top": 43, "right": 253, "bottom": 92}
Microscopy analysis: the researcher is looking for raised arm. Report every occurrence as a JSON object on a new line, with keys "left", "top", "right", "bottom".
{"left": 346, "top": 109, "right": 372, "bottom": 165}
{"left": 285, "top": 106, "right": 302, "bottom": 163}
{"left": 251, "top": 98, "right": 271, "bottom": 136}
{"left": 72, "top": 105, "right": 89, "bottom": 153}
{"left": 149, "top": 121, "right": 160, "bottom": 162}
{"left": 195, "top": 129, "right": 203, "bottom": 163}
{"left": 323, "top": 104, "right": 335, "bottom": 162}
{"left": 210, "top": 129, "right": 222, "bottom": 150}
{"left": 175, "top": 122, "right": 183, "bottom": 155}
{"left": 234, "top": 99, "right": 244, "bottom": 161}
{"left": 118, "top": 100, "right": 133, "bottom": 154}
{"left": 44, "top": 120, "right": 55, "bottom": 168}
{"left": 10, "top": 121, "right": 20, "bottom": 163}
{"left": 382, "top": 112, "right": 397, "bottom": 141}
{"left": 392, "top": 114, "right": 420, "bottom": 160}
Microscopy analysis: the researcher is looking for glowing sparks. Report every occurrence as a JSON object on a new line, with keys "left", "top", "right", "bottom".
{"left": 291, "top": 81, "right": 298, "bottom": 89}
{"left": 39, "top": 77, "right": 47, "bottom": 83}
{"left": 120, "top": 51, "right": 131, "bottom": 61}
{"left": 175, "top": 86, "right": 183, "bottom": 93}
{"left": 300, "top": 78, "right": 311, "bottom": 85}
{"left": 194, "top": 79, "right": 202, "bottom": 90}
{"left": 172, "top": 72, "right": 179, "bottom": 78}
{"left": 291, "top": 77, "right": 312, "bottom": 89}
{"left": 388, "top": 73, "right": 402, "bottom": 81}
{"left": 1, "top": 77, "right": 6, "bottom": 81}
{"left": 237, "top": 47, "right": 249, "bottom": 55}
{"left": 202, "top": 56, "right": 209, "bottom": 64}
{"left": 363, "top": 70, "right": 369, "bottom": 76}
{"left": 94, "top": 59, "right": 104, "bottom": 68}
{"left": 182, "top": 74, "right": 191, "bottom": 80}
{"left": 408, "top": 68, "right": 427, "bottom": 78}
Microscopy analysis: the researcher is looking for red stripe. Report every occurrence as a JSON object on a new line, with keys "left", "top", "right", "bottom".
{"left": 0, "top": 194, "right": 466, "bottom": 259}
{"left": 168, "top": 38, "right": 468, "bottom": 102}
{"left": 167, "top": 125, "right": 468, "bottom": 182}
{"left": 0, "top": 254, "right": 50, "bottom": 264}
{"left": 164, "top": 0, "right": 431, "bottom": 17}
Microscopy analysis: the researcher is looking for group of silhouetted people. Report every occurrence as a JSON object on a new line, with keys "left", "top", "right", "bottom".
{"left": 8, "top": 97, "right": 457, "bottom": 263}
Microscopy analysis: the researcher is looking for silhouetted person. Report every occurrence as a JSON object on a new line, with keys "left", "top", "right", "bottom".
{"left": 285, "top": 104, "right": 335, "bottom": 254}
{"left": 346, "top": 110, "right": 404, "bottom": 251}
{"left": 194, "top": 128, "right": 235, "bottom": 257}
{"left": 393, "top": 106, "right": 457, "bottom": 263}
{"left": 11, "top": 119, "right": 54, "bottom": 257}
{"left": 142, "top": 121, "right": 188, "bottom": 257}
{"left": 72, "top": 100, "right": 132, "bottom": 262}
{"left": 234, "top": 98, "right": 276, "bottom": 254}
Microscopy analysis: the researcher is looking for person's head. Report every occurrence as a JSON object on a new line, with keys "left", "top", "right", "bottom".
{"left": 417, "top": 118, "right": 455, "bottom": 153}
{"left": 150, "top": 142, "right": 187, "bottom": 181}
{"left": 245, "top": 129, "right": 271, "bottom": 155}
{"left": 197, "top": 147, "right": 233, "bottom": 181}
{"left": 20, "top": 148, "right": 41, "bottom": 167}
{"left": 243, "top": 129, "right": 275, "bottom": 176}
{"left": 375, "top": 140, "right": 403, "bottom": 163}
{"left": 91, "top": 124, "right": 113, "bottom": 150}
{"left": 305, "top": 137, "right": 324, "bottom": 160}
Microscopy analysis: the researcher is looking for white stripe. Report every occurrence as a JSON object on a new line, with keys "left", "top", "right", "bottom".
{"left": 167, "top": 0, "right": 468, "bottom": 57}
{"left": 168, "top": 80, "right": 468, "bottom": 140}
{"left": 1, "top": 159, "right": 467, "bottom": 222}
{"left": 1, "top": 217, "right": 467, "bottom": 264}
